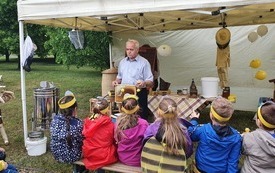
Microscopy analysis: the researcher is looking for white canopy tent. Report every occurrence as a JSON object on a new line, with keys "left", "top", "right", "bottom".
{"left": 17, "top": 0, "right": 275, "bottom": 145}
{"left": 18, "top": 0, "right": 275, "bottom": 32}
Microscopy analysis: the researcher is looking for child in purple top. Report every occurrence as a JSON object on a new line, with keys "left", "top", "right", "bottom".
{"left": 114, "top": 94, "right": 149, "bottom": 167}
{"left": 143, "top": 97, "right": 193, "bottom": 158}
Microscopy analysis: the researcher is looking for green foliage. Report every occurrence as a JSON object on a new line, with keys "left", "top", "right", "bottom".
{"left": 44, "top": 27, "right": 112, "bottom": 69}
{"left": 0, "top": 0, "right": 19, "bottom": 58}
{"left": 0, "top": 1, "right": 112, "bottom": 69}
{"left": 0, "top": 2, "right": 52, "bottom": 63}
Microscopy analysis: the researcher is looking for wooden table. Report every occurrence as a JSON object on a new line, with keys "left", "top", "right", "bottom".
{"left": 148, "top": 94, "right": 211, "bottom": 119}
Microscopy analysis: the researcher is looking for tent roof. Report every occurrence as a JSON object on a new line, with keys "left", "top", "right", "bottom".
{"left": 17, "top": 0, "right": 275, "bottom": 33}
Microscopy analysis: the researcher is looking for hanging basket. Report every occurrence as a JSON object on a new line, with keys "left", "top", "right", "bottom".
{"left": 68, "top": 30, "right": 84, "bottom": 49}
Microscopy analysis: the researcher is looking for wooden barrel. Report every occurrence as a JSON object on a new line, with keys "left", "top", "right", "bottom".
{"left": 101, "top": 67, "right": 118, "bottom": 96}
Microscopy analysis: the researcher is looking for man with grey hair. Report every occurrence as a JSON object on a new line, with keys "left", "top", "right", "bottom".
{"left": 112, "top": 39, "right": 153, "bottom": 121}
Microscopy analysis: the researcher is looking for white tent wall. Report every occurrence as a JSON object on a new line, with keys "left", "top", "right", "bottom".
{"left": 111, "top": 24, "right": 275, "bottom": 111}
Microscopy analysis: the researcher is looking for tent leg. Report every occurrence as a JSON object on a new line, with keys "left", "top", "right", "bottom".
{"left": 109, "top": 43, "right": 112, "bottom": 68}
{"left": 19, "top": 21, "right": 28, "bottom": 147}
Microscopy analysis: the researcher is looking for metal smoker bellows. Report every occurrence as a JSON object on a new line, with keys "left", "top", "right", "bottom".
{"left": 32, "top": 82, "right": 59, "bottom": 130}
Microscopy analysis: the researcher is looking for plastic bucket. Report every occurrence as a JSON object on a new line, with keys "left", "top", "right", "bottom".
{"left": 26, "top": 137, "right": 47, "bottom": 156}
{"left": 201, "top": 77, "right": 219, "bottom": 98}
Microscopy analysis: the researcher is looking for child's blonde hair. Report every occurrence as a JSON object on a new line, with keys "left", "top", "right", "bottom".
{"left": 157, "top": 97, "right": 188, "bottom": 155}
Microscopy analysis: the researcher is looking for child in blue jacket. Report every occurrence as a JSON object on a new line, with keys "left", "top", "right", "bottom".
{"left": 0, "top": 148, "right": 18, "bottom": 173}
{"left": 50, "top": 91, "right": 83, "bottom": 163}
{"left": 188, "top": 97, "right": 242, "bottom": 173}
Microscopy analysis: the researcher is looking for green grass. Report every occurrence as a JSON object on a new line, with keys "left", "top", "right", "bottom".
{"left": 0, "top": 58, "right": 257, "bottom": 172}
{"left": 0, "top": 59, "right": 102, "bottom": 173}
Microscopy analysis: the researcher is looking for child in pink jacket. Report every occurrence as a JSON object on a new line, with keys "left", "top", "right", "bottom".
{"left": 114, "top": 94, "right": 148, "bottom": 167}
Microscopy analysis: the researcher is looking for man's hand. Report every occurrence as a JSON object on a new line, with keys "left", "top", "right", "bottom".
{"left": 136, "top": 80, "right": 145, "bottom": 89}
{"left": 112, "top": 80, "right": 119, "bottom": 87}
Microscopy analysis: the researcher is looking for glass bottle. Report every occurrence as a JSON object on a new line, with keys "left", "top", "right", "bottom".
{"left": 189, "top": 79, "right": 198, "bottom": 98}
{"left": 222, "top": 87, "right": 230, "bottom": 99}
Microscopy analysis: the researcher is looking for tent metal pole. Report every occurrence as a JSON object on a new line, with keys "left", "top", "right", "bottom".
{"left": 19, "top": 21, "right": 28, "bottom": 146}
{"left": 109, "top": 43, "right": 112, "bottom": 68}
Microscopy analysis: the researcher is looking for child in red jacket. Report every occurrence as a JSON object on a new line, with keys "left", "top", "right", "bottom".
{"left": 82, "top": 98, "right": 117, "bottom": 170}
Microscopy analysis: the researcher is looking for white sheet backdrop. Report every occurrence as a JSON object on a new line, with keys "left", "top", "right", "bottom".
{"left": 111, "top": 24, "right": 275, "bottom": 111}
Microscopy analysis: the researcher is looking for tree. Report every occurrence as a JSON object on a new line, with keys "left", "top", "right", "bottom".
{"left": 44, "top": 27, "right": 112, "bottom": 70}
{"left": 0, "top": 1, "right": 51, "bottom": 67}
{"left": 0, "top": 0, "right": 19, "bottom": 62}
{"left": 26, "top": 25, "right": 51, "bottom": 59}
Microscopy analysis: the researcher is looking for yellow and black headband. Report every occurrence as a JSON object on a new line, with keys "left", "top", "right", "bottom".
{"left": 99, "top": 106, "right": 109, "bottom": 115}
{"left": 121, "top": 94, "right": 139, "bottom": 114}
{"left": 257, "top": 104, "right": 275, "bottom": 129}
{"left": 210, "top": 105, "right": 231, "bottom": 122}
{"left": 121, "top": 105, "right": 140, "bottom": 115}
{"left": 58, "top": 96, "right": 76, "bottom": 109}
{"left": 123, "top": 94, "right": 139, "bottom": 101}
